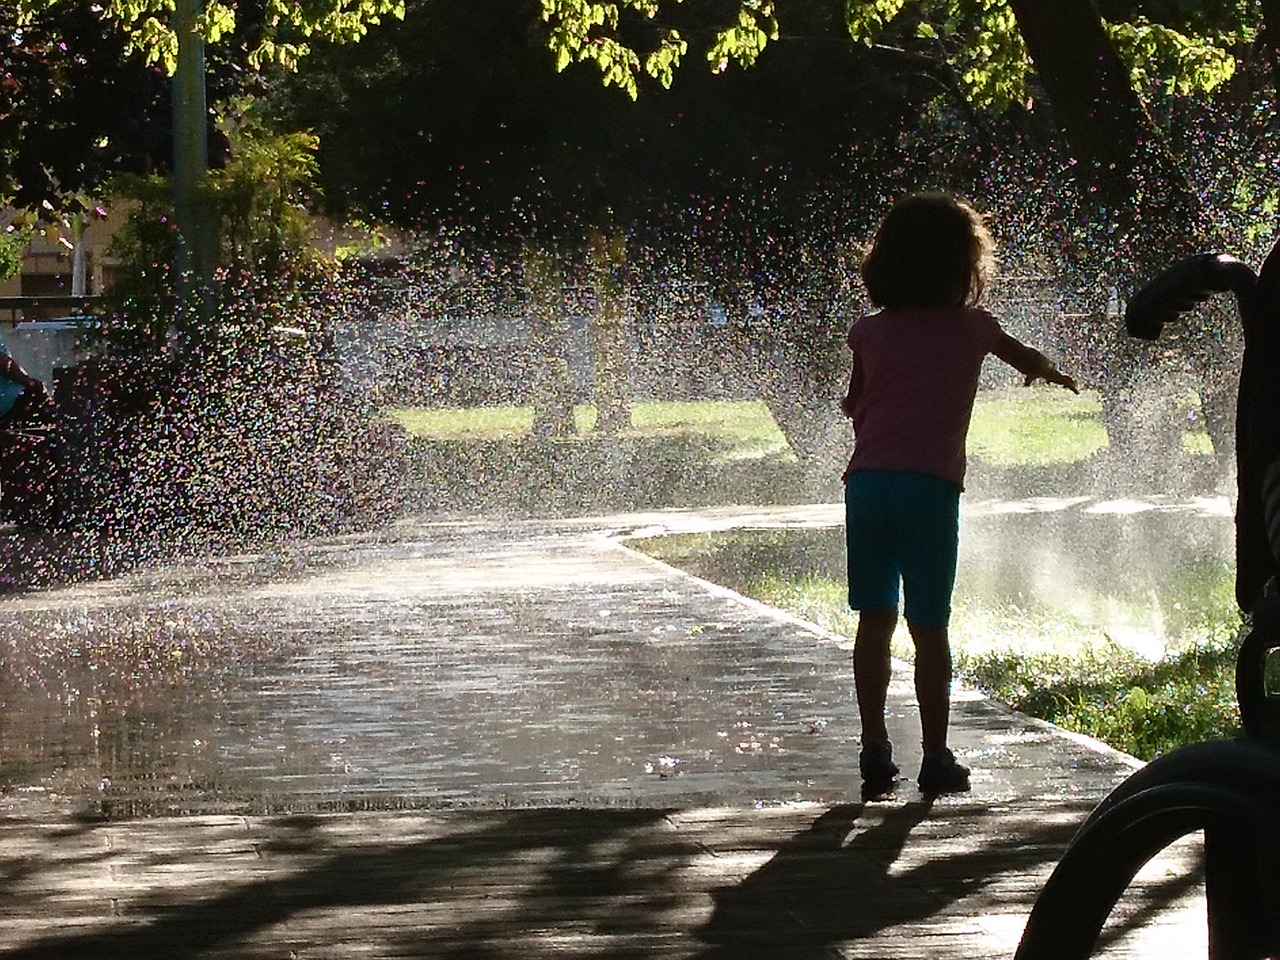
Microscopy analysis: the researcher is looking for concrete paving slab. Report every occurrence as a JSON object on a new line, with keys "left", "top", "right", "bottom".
{"left": 0, "top": 506, "right": 1212, "bottom": 958}
{"left": 0, "top": 509, "right": 1145, "bottom": 816}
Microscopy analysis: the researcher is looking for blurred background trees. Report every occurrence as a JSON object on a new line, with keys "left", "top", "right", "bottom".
{"left": 4, "top": 0, "right": 1278, "bottom": 497}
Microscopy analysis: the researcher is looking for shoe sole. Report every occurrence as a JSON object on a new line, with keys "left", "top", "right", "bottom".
{"left": 861, "top": 777, "right": 899, "bottom": 801}
{"left": 918, "top": 778, "right": 971, "bottom": 795}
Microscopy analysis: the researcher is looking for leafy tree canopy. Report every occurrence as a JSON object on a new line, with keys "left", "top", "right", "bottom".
{"left": 5, "top": 0, "right": 402, "bottom": 213}
{"left": 13, "top": 0, "right": 405, "bottom": 74}
{"left": 542, "top": 0, "right": 1254, "bottom": 106}
{"left": 2, "top": 3, "right": 175, "bottom": 209}
{"left": 269, "top": 0, "right": 940, "bottom": 246}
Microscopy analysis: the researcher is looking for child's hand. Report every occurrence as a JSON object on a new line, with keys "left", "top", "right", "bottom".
{"left": 1024, "top": 366, "right": 1079, "bottom": 394}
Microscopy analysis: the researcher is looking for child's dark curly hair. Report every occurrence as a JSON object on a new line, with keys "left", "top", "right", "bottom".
{"left": 860, "top": 192, "right": 994, "bottom": 309}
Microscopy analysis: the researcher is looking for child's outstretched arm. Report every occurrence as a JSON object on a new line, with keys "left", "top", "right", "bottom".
{"left": 993, "top": 333, "right": 1079, "bottom": 394}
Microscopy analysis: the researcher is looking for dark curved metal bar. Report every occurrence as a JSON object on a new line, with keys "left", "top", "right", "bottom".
{"left": 1017, "top": 236, "right": 1280, "bottom": 958}
{"left": 1016, "top": 772, "right": 1280, "bottom": 959}
{"left": 1237, "top": 597, "right": 1280, "bottom": 740}
{"left": 1237, "top": 240, "right": 1280, "bottom": 608}
{"left": 1123, "top": 253, "right": 1257, "bottom": 340}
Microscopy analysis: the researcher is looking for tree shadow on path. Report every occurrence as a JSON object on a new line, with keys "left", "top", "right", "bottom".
{"left": 0, "top": 802, "right": 1202, "bottom": 959}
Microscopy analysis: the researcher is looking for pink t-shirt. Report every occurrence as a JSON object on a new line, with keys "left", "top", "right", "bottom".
{"left": 844, "top": 306, "right": 1004, "bottom": 490}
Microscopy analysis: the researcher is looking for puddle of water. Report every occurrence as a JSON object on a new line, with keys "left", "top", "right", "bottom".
{"left": 0, "top": 527, "right": 871, "bottom": 816}
{"left": 0, "top": 507, "right": 1188, "bottom": 816}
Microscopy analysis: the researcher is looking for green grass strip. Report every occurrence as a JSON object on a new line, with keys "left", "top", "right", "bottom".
{"left": 969, "top": 389, "right": 1107, "bottom": 467}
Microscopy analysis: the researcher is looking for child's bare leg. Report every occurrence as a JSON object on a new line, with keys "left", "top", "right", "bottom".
{"left": 907, "top": 620, "right": 951, "bottom": 755}
{"left": 854, "top": 608, "right": 898, "bottom": 745}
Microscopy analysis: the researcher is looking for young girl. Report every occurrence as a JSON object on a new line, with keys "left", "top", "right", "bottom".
{"left": 841, "top": 192, "right": 1078, "bottom": 797}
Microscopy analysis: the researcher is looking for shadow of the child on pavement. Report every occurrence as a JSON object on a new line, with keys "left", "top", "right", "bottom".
{"left": 692, "top": 801, "right": 939, "bottom": 958}
{"left": 691, "top": 798, "right": 1202, "bottom": 959}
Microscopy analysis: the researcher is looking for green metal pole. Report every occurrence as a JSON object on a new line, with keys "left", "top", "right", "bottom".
{"left": 172, "top": 0, "right": 212, "bottom": 310}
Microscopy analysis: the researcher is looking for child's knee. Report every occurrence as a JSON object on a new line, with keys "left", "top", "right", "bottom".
{"left": 906, "top": 621, "right": 949, "bottom": 652}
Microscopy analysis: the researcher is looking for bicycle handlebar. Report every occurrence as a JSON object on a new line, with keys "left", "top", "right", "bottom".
{"left": 1123, "top": 252, "right": 1257, "bottom": 340}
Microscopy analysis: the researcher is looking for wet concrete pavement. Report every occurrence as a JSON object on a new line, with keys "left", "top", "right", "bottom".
{"left": 0, "top": 502, "right": 1217, "bottom": 957}
{"left": 0, "top": 504, "right": 1159, "bottom": 817}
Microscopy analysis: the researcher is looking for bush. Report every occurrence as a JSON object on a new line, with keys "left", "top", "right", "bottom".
{"left": 956, "top": 636, "right": 1242, "bottom": 761}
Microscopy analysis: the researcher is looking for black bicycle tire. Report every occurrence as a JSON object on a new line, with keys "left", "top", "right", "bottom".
{"left": 1016, "top": 743, "right": 1280, "bottom": 959}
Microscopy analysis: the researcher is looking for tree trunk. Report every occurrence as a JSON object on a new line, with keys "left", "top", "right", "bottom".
{"left": 748, "top": 294, "right": 850, "bottom": 497}
{"left": 172, "top": 0, "right": 217, "bottom": 311}
{"left": 522, "top": 242, "right": 575, "bottom": 439}
{"left": 587, "top": 228, "right": 632, "bottom": 435}
{"left": 1007, "top": 0, "right": 1213, "bottom": 279}
{"left": 70, "top": 213, "right": 88, "bottom": 296}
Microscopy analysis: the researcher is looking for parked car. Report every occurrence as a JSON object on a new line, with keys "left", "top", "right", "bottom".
{"left": 7, "top": 315, "right": 101, "bottom": 390}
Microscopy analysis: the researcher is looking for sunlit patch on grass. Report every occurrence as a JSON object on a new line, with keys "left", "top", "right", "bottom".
{"left": 1181, "top": 430, "right": 1215, "bottom": 457}
{"left": 387, "top": 404, "right": 533, "bottom": 439}
{"left": 387, "top": 399, "right": 793, "bottom": 464}
{"left": 969, "top": 389, "right": 1107, "bottom": 467}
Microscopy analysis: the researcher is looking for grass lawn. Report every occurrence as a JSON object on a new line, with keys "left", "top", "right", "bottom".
{"left": 390, "top": 389, "right": 1213, "bottom": 468}
{"left": 969, "top": 390, "right": 1108, "bottom": 467}
{"left": 387, "top": 399, "right": 793, "bottom": 462}
{"left": 388, "top": 398, "right": 803, "bottom": 512}
{"left": 970, "top": 387, "right": 1218, "bottom": 465}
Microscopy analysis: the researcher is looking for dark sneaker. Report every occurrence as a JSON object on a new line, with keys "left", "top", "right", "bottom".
{"left": 918, "top": 748, "right": 971, "bottom": 794}
{"left": 859, "top": 741, "right": 900, "bottom": 800}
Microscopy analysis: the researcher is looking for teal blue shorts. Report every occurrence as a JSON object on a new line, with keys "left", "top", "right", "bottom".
{"left": 845, "top": 470, "right": 960, "bottom": 627}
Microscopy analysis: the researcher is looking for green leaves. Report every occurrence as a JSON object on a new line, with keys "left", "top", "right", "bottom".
{"left": 0, "top": 225, "right": 30, "bottom": 283}
{"left": 211, "top": 119, "right": 323, "bottom": 262}
{"left": 540, "top": 0, "right": 780, "bottom": 97}
{"left": 15, "top": 0, "right": 405, "bottom": 74}
{"left": 1107, "top": 18, "right": 1243, "bottom": 96}
{"left": 541, "top": 0, "right": 645, "bottom": 98}
{"left": 848, "top": 0, "right": 1246, "bottom": 110}
{"left": 645, "top": 29, "right": 689, "bottom": 89}
{"left": 541, "top": 0, "right": 1255, "bottom": 123}
{"left": 707, "top": 1, "right": 778, "bottom": 74}
{"left": 844, "top": 0, "right": 911, "bottom": 44}
{"left": 941, "top": 0, "right": 1029, "bottom": 110}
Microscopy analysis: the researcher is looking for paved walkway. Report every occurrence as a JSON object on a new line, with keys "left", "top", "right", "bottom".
{"left": 0, "top": 505, "right": 1209, "bottom": 957}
